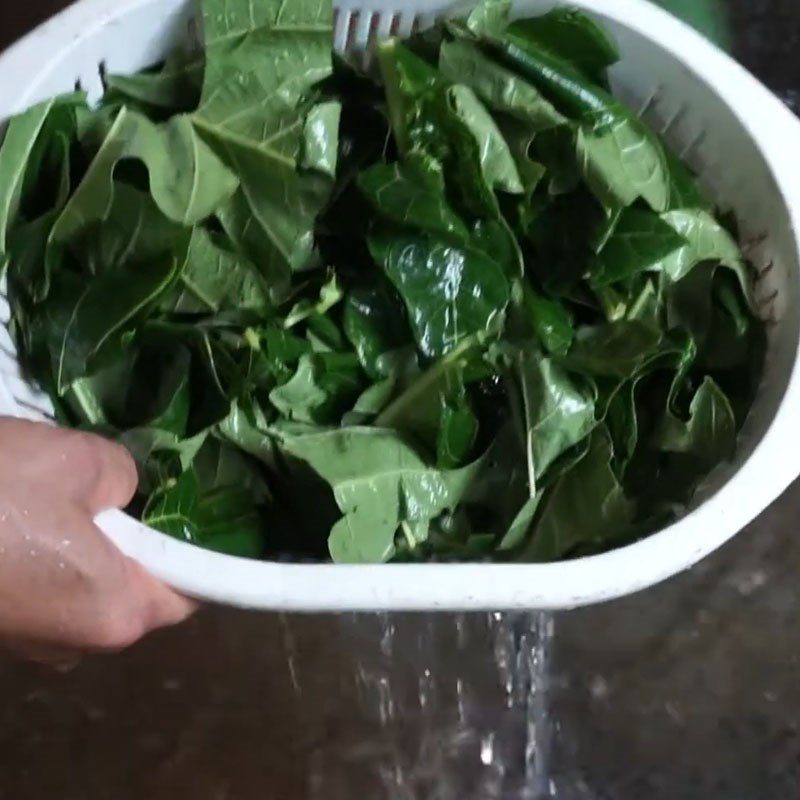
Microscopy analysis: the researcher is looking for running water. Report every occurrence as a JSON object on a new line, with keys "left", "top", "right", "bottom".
{"left": 307, "top": 612, "right": 558, "bottom": 799}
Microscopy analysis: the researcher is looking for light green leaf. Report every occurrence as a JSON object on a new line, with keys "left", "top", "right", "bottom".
{"left": 660, "top": 208, "right": 751, "bottom": 295}
{"left": 51, "top": 109, "right": 238, "bottom": 244}
{"left": 269, "top": 354, "right": 328, "bottom": 422}
{"left": 280, "top": 427, "right": 482, "bottom": 563}
{"left": 465, "top": 0, "right": 511, "bottom": 37}
{"left": 577, "top": 119, "right": 670, "bottom": 212}
{"left": 284, "top": 273, "right": 343, "bottom": 329}
{"left": 302, "top": 101, "right": 341, "bottom": 177}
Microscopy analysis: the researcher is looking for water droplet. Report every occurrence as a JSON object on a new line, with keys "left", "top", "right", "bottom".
{"left": 590, "top": 675, "right": 610, "bottom": 700}
{"left": 480, "top": 733, "right": 495, "bottom": 765}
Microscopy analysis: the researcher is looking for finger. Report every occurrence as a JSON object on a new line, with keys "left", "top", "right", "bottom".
{"left": 78, "top": 555, "right": 198, "bottom": 651}
{"left": 67, "top": 430, "right": 139, "bottom": 513}
{"left": 125, "top": 557, "right": 199, "bottom": 631}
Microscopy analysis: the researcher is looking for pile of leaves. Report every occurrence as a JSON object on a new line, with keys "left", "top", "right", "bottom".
{"left": 0, "top": 0, "right": 764, "bottom": 563}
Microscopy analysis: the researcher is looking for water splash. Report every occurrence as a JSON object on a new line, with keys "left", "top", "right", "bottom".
{"left": 309, "top": 612, "right": 556, "bottom": 800}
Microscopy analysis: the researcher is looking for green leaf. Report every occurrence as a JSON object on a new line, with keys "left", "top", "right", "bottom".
{"left": 343, "top": 281, "right": 412, "bottom": 379}
{"left": 162, "top": 228, "right": 270, "bottom": 313}
{"left": 369, "top": 228, "right": 510, "bottom": 358}
{"left": 216, "top": 188, "right": 293, "bottom": 304}
{"left": 280, "top": 427, "right": 483, "bottom": 562}
{"left": 358, "top": 154, "right": 469, "bottom": 241}
{"left": 208, "top": 123, "right": 334, "bottom": 276}
{"left": 51, "top": 109, "right": 238, "bottom": 244}
{"left": 114, "top": 343, "right": 193, "bottom": 434}
{"left": 118, "top": 426, "right": 209, "bottom": 493}
{"left": 519, "top": 284, "right": 574, "bottom": 355}
{"left": 0, "top": 93, "right": 86, "bottom": 255}
{"left": 666, "top": 261, "right": 756, "bottom": 361}
{"left": 564, "top": 320, "right": 662, "bottom": 378}
{"left": 269, "top": 352, "right": 363, "bottom": 424}
{"left": 523, "top": 427, "right": 634, "bottom": 561}
{"left": 576, "top": 120, "right": 669, "bottom": 212}
{"left": 498, "top": 493, "right": 542, "bottom": 551}
{"left": 484, "top": 32, "right": 669, "bottom": 210}
{"left": 447, "top": 84, "right": 523, "bottom": 195}
{"left": 375, "top": 38, "right": 442, "bottom": 156}
{"left": 284, "top": 273, "right": 343, "bottom": 329}
{"left": 524, "top": 185, "right": 608, "bottom": 294}
{"left": 343, "top": 374, "right": 399, "bottom": 426}
{"left": 5, "top": 126, "right": 74, "bottom": 300}
{"left": 144, "top": 469, "right": 264, "bottom": 558}
{"left": 194, "top": 0, "right": 336, "bottom": 282}
{"left": 464, "top": 0, "right": 511, "bottom": 38}
{"left": 437, "top": 390, "right": 478, "bottom": 469}
{"left": 439, "top": 39, "right": 565, "bottom": 132}
{"left": 591, "top": 208, "right": 687, "bottom": 287}
{"left": 519, "top": 353, "right": 596, "bottom": 484}
{"left": 104, "top": 55, "right": 203, "bottom": 114}
{"left": 302, "top": 101, "right": 341, "bottom": 177}
{"left": 660, "top": 208, "right": 752, "bottom": 294}
{"left": 375, "top": 338, "right": 477, "bottom": 450}
{"left": 202, "top": 0, "right": 332, "bottom": 58}
{"left": 45, "top": 257, "right": 180, "bottom": 394}
{"left": 375, "top": 40, "right": 520, "bottom": 215}
{"left": 507, "top": 8, "right": 620, "bottom": 84}
{"left": 655, "top": 375, "right": 736, "bottom": 463}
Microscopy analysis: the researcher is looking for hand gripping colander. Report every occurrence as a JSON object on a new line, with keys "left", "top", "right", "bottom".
{"left": 0, "top": 0, "right": 798, "bottom": 611}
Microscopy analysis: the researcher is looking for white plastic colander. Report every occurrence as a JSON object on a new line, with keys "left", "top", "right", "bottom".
{"left": 0, "top": 0, "right": 798, "bottom": 611}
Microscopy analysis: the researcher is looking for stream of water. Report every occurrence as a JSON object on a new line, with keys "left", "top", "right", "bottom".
{"left": 305, "top": 612, "right": 561, "bottom": 800}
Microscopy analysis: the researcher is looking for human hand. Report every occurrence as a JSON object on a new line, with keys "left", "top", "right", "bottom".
{"left": 0, "top": 418, "right": 195, "bottom": 668}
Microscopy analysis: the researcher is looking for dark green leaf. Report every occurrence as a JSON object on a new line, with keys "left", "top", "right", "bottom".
{"left": 437, "top": 391, "right": 478, "bottom": 469}
{"left": 162, "top": 228, "right": 270, "bottom": 313}
{"left": 563, "top": 320, "right": 662, "bottom": 378}
{"left": 522, "top": 427, "right": 633, "bottom": 561}
{"left": 439, "top": 39, "right": 565, "bottom": 132}
{"left": 343, "top": 281, "right": 412, "bottom": 379}
{"left": 358, "top": 154, "right": 469, "bottom": 241}
{"left": 519, "top": 352, "right": 596, "bottom": 483}
{"left": 46, "top": 257, "right": 180, "bottom": 394}
{"left": 654, "top": 376, "right": 736, "bottom": 466}
{"left": 507, "top": 8, "right": 620, "bottom": 84}
{"left": 369, "top": 228, "right": 510, "bottom": 358}
{"left": 144, "top": 469, "right": 264, "bottom": 558}
{"left": 591, "top": 208, "right": 686, "bottom": 287}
